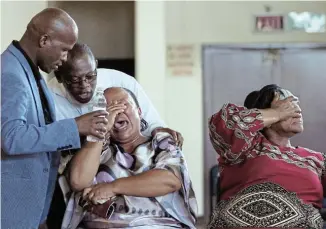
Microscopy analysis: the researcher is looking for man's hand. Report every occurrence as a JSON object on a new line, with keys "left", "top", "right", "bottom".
{"left": 83, "top": 183, "right": 116, "bottom": 205}
{"left": 75, "top": 110, "right": 109, "bottom": 140}
{"left": 152, "top": 127, "right": 184, "bottom": 149}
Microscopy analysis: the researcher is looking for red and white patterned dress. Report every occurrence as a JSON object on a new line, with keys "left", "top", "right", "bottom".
{"left": 208, "top": 103, "right": 326, "bottom": 229}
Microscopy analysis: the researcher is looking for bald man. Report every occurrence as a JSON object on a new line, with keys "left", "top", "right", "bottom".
{"left": 1, "top": 8, "right": 109, "bottom": 228}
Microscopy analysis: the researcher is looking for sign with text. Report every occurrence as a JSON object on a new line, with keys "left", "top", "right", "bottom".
{"left": 166, "top": 44, "right": 195, "bottom": 76}
{"left": 254, "top": 15, "right": 284, "bottom": 32}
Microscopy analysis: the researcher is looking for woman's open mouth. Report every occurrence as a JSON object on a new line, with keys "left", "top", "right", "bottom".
{"left": 113, "top": 120, "right": 128, "bottom": 131}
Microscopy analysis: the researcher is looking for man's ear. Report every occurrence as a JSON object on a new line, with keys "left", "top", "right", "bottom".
{"left": 95, "top": 59, "right": 99, "bottom": 68}
{"left": 39, "top": 34, "right": 50, "bottom": 48}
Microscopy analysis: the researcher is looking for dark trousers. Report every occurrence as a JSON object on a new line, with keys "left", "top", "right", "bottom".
{"left": 47, "top": 179, "right": 66, "bottom": 229}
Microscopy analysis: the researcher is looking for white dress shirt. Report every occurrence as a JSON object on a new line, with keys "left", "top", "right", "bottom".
{"left": 47, "top": 68, "right": 166, "bottom": 137}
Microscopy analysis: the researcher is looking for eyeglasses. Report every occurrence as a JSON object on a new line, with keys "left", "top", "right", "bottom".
{"left": 64, "top": 70, "right": 97, "bottom": 86}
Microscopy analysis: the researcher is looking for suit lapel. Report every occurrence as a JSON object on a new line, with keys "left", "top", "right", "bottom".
{"left": 8, "top": 44, "right": 45, "bottom": 126}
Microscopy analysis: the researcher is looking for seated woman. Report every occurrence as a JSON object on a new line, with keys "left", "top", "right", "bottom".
{"left": 63, "top": 87, "right": 197, "bottom": 229}
{"left": 208, "top": 84, "right": 325, "bottom": 229}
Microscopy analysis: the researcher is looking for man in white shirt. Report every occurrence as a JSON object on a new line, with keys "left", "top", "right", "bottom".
{"left": 46, "top": 43, "right": 183, "bottom": 228}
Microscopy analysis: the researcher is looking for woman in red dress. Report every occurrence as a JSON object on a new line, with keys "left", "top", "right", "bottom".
{"left": 208, "top": 84, "right": 325, "bottom": 229}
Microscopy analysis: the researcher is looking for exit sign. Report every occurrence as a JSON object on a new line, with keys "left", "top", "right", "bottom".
{"left": 254, "top": 15, "right": 284, "bottom": 32}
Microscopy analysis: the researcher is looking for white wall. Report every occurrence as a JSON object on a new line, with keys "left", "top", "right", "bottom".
{"left": 166, "top": 1, "right": 326, "bottom": 44}
{"left": 1, "top": 0, "right": 48, "bottom": 53}
{"left": 49, "top": 1, "right": 134, "bottom": 59}
{"left": 1, "top": 0, "right": 49, "bottom": 79}
{"left": 136, "top": 1, "right": 326, "bottom": 217}
{"left": 135, "top": 1, "right": 166, "bottom": 119}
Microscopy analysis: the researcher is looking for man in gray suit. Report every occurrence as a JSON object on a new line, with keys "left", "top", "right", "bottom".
{"left": 1, "top": 8, "right": 109, "bottom": 229}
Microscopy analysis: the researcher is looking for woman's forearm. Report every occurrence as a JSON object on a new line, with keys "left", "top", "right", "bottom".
{"left": 259, "top": 108, "right": 280, "bottom": 127}
{"left": 70, "top": 141, "right": 103, "bottom": 191}
{"left": 112, "top": 169, "right": 181, "bottom": 197}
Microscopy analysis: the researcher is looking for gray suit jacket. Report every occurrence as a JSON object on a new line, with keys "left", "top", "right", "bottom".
{"left": 1, "top": 43, "right": 81, "bottom": 228}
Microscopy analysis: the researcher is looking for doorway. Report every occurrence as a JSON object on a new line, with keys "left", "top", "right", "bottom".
{"left": 49, "top": 1, "right": 135, "bottom": 77}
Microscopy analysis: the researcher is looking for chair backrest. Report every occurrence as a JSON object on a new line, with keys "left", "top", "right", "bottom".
{"left": 209, "top": 164, "right": 220, "bottom": 217}
{"left": 321, "top": 199, "right": 326, "bottom": 221}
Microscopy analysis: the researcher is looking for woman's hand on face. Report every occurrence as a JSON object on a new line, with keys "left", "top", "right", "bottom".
{"left": 105, "top": 101, "right": 126, "bottom": 132}
{"left": 271, "top": 93, "right": 301, "bottom": 121}
{"left": 83, "top": 183, "right": 116, "bottom": 205}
